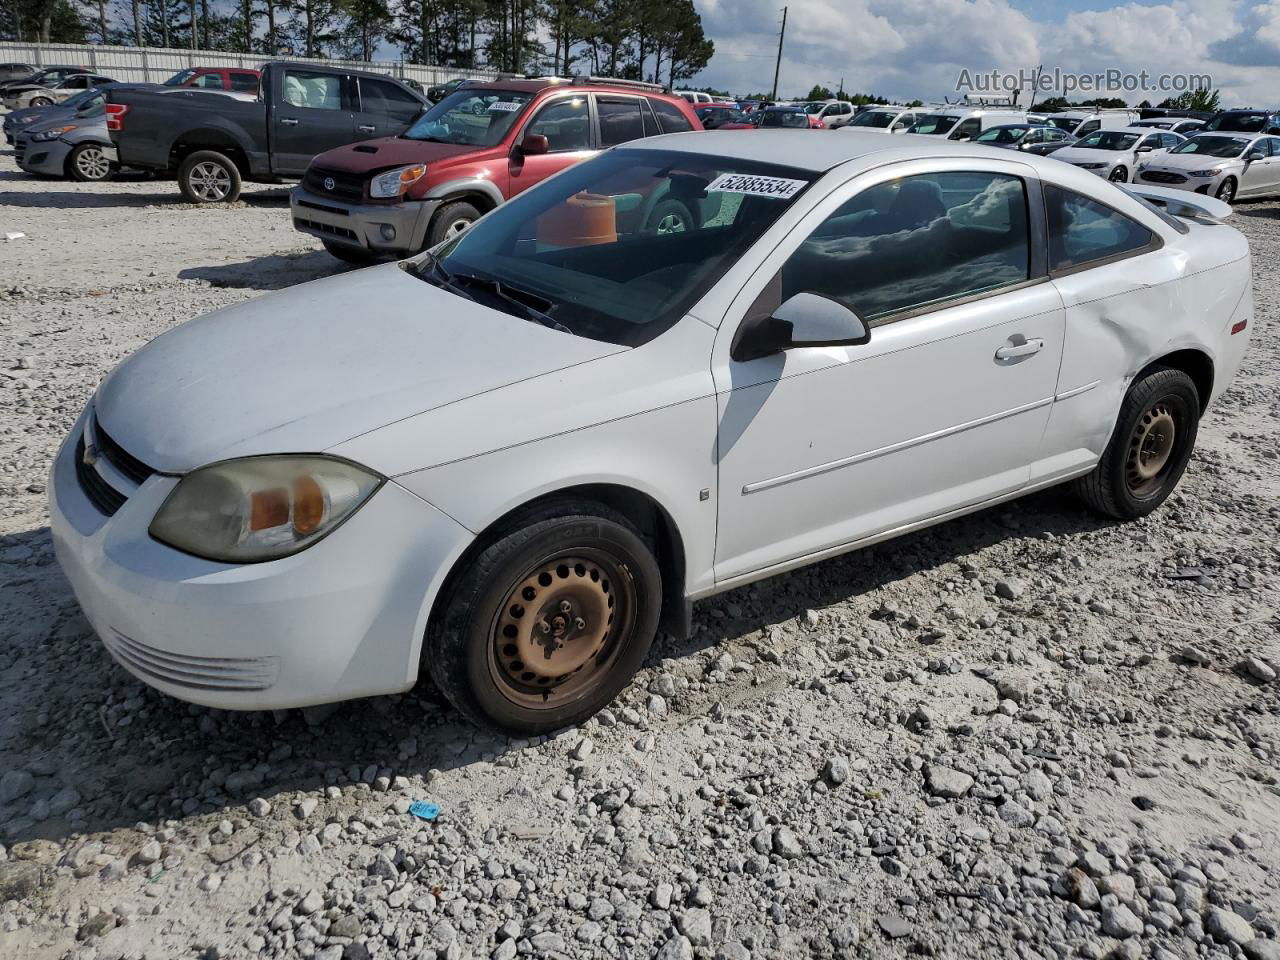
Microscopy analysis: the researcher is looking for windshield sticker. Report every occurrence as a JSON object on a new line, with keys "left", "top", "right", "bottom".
{"left": 487, "top": 100, "right": 522, "bottom": 112}
{"left": 706, "top": 173, "right": 807, "bottom": 199}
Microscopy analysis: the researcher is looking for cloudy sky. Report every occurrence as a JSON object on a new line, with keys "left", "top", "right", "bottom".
{"left": 692, "top": 0, "right": 1280, "bottom": 106}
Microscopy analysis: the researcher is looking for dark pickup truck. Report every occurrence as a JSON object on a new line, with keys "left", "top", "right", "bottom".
{"left": 104, "top": 61, "right": 428, "bottom": 203}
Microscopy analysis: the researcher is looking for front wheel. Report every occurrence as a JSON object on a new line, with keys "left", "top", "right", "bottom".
{"left": 67, "top": 142, "right": 115, "bottom": 182}
{"left": 426, "top": 503, "right": 663, "bottom": 734}
{"left": 1215, "top": 177, "right": 1237, "bottom": 203}
{"left": 426, "top": 200, "right": 480, "bottom": 248}
{"left": 177, "top": 149, "right": 242, "bottom": 204}
{"left": 1072, "top": 366, "right": 1199, "bottom": 520}
{"left": 1109, "top": 166, "right": 1128, "bottom": 183}
{"left": 645, "top": 198, "right": 696, "bottom": 235}
{"left": 29, "top": 96, "right": 52, "bottom": 107}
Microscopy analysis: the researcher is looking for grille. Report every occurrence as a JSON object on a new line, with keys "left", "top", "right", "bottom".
{"left": 13, "top": 136, "right": 27, "bottom": 163}
{"left": 104, "top": 629, "right": 280, "bottom": 691}
{"left": 92, "top": 417, "right": 154, "bottom": 486}
{"left": 294, "top": 216, "right": 358, "bottom": 241}
{"left": 1140, "top": 170, "right": 1187, "bottom": 185}
{"left": 75, "top": 435, "right": 126, "bottom": 516}
{"left": 295, "top": 197, "right": 350, "bottom": 217}
{"left": 303, "top": 166, "right": 365, "bottom": 202}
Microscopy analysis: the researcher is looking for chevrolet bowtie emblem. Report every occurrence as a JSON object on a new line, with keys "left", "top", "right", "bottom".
{"left": 82, "top": 443, "right": 100, "bottom": 467}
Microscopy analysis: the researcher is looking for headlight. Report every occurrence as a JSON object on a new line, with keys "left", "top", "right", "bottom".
{"left": 150, "top": 455, "right": 383, "bottom": 562}
{"left": 31, "top": 124, "right": 76, "bottom": 141}
{"left": 370, "top": 163, "right": 426, "bottom": 199}
{"left": 1189, "top": 167, "right": 1223, "bottom": 177}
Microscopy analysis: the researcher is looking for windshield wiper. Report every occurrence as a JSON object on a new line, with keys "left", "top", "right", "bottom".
{"left": 450, "top": 273, "right": 572, "bottom": 334}
{"left": 419, "top": 257, "right": 476, "bottom": 301}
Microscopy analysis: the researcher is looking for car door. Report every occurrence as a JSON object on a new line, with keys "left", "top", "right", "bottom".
{"left": 1238, "top": 138, "right": 1274, "bottom": 196}
{"left": 355, "top": 76, "right": 425, "bottom": 138}
{"left": 507, "top": 93, "right": 594, "bottom": 199}
{"left": 710, "top": 161, "right": 1066, "bottom": 583}
{"left": 270, "top": 68, "right": 357, "bottom": 176}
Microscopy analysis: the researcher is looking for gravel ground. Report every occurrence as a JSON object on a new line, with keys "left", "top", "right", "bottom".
{"left": 1, "top": 142, "right": 1278, "bottom": 960}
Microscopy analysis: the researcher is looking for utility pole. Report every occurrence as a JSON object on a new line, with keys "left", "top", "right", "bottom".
{"left": 771, "top": 6, "right": 787, "bottom": 102}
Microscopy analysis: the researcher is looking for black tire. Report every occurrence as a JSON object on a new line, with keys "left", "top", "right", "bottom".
{"left": 1215, "top": 177, "right": 1237, "bottom": 204}
{"left": 426, "top": 200, "right": 480, "bottom": 248}
{"left": 1109, "top": 166, "right": 1128, "bottom": 183}
{"left": 1072, "top": 366, "right": 1199, "bottom": 520}
{"left": 645, "top": 198, "right": 696, "bottom": 235}
{"left": 177, "top": 149, "right": 242, "bottom": 204}
{"left": 426, "top": 501, "right": 663, "bottom": 735}
{"left": 321, "top": 239, "right": 381, "bottom": 266}
{"left": 66, "top": 142, "right": 115, "bottom": 182}
{"left": 29, "top": 96, "right": 52, "bottom": 107}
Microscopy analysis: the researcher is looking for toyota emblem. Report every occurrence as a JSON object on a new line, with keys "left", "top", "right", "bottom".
{"left": 323, "top": 176, "right": 335, "bottom": 191}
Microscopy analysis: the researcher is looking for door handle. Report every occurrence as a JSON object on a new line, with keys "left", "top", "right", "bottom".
{"left": 280, "top": 117, "right": 299, "bottom": 126}
{"left": 357, "top": 124, "right": 376, "bottom": 133}
{"left": 995, "top": 337, "right": 1044, "bottom": 360}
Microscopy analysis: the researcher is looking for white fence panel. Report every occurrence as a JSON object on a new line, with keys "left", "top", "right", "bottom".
{"left": 0, "top": 40, "right": 498, "bottom": 88}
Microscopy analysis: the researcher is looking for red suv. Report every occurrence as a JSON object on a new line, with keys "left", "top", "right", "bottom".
{"left": 164, "top": 67, "right": 261, "bottom": 94}
{"left": 292, "top": 77, "right": 703, "bottom": 262}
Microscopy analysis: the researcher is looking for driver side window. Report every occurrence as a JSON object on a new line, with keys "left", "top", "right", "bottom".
{"left": 780, "top": 171, "right": 1031, "bottom": 323}
{"left": 525, "top": 97, "right": 590, "bottom": 153}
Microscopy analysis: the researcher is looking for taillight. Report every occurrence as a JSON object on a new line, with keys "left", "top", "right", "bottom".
{"left": 105, "top": 103, "right": 128, "bottom": 131}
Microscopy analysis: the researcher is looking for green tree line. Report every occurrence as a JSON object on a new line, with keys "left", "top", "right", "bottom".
{"left": 1, "top": 0, "right": 713, "bottom": 82}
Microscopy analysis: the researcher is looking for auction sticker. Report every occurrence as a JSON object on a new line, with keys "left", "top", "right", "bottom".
{"left": 488, "top": 100, "right": 522, "bottom": 112}
{"left": 706, "top": 173, "right": 807, "bottom": 199}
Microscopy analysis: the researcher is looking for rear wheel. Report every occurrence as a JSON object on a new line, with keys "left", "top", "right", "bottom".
{"left": 426, "top": 200, "right": 481, "bottom": 248}
{"left": 1215, "top": 177, "right": 1237, "bottom": 203}
{"left": 426, "top": 502, "right": 662, "bottom": 734}
{"left": 66, "top": 142, "right": 115, "bottom": 182}
{"left": 1109, "top": 166, "right": 1128, "bottom": 183}
{"left": 177, "top": 149, "right": 241, "bottom": 204}
{"left": 1072, "top": 366, "right": 1199, "bottom": 520}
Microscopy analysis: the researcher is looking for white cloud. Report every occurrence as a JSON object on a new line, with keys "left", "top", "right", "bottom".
{"left": 693, "top": 0, "right": 1280, "bottom": 108}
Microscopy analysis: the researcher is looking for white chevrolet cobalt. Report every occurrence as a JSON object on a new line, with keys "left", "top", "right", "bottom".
{"left": 52, "top": 132, "right": 1253, "bottom": 734}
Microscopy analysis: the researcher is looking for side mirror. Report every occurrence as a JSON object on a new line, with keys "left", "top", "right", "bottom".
{"left": 952, "top": 134, "right": 971, "bottom": 142}
{"left": 518, "top": 134, "right": 548, "bottom": 155}
{"left": 733, "top": 293, "right": 870, "bottom": 361}
{"left": 1135, "top": 144, "right": 1153, "bottom": 153}
{"left": 1247, "top": 148, "right": 1265, "bottom": 161}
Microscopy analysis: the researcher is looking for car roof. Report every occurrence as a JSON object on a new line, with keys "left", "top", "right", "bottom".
{"left": 617, "top": 129, "right": 1109, "bottom": 174}
{"left": 462, "top": 78, "right": 676, "bottom": 99}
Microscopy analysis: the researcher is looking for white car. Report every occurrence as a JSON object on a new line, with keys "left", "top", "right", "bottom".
{"left": 51, "top": 132, "right": 1253, "bottom": 733}
{"left": 1134, "top": 132, "right": 1280, "bottom": 203}
{"left": 832, "top": 105, "right": 917, "bottom": 133}
{"left": 1052, "top": 126, "right": 1184, "bottom": 183}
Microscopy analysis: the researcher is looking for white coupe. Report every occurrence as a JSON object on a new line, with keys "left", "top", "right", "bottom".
{"left": 52, "top": 132, "right": 1254, "bottom": 733}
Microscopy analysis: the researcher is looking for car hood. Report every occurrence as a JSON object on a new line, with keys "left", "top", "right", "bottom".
{"left": 1053, "top": 146, "right": 1128, "bottom": 163}
{"left": 25, "top": 113, "right": 102, "bottom": 135}
{"left": 94, "top": 264, "right": 625, "bottom": 474}
{"left": 4, "top": 105, "right": 68, "bottom": 127}
{"left": 310, "top": 136, "right": 488, "bottom": 175}
{"left": 1138, "top": 151, "right": 1245, "bottom": 171}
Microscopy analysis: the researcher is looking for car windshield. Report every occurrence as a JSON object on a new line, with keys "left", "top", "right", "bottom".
{"left": 1047, "top": 117, "right": 1080, "bottom": 131}
{"left": 165, "top": 69, "right": 196, "bottom": 86}
{"left": 907, "top": 114, "right": 958, "bottom": 135}
{"left": 62, "top": 88, "right": 99, "bottom": 110}
{"left": 1170, "top": 135, "right": 1249, "bottom": 158}
{"left": 803, "top": 102, "right": 828, "bottom": 114}
{"left": 850, "top": 110, "right": 895, "bottom": 128}
{"left": 761, "top": 110, "right": 808, "bottom": 128}
{"left": 1075, "top": 131, "right": 1140, "bottom": 150}
{"left": 1204, "top": 113, "right": 1266, "bottom": 132}
{"left": 976, "top": 126, "right": 1028, "bottom": 143}
{"left": 415, "top": 148, "right": 815, "bottom": 347}
{"left": 402, "top": 88, "right": 533, "bottom": 146}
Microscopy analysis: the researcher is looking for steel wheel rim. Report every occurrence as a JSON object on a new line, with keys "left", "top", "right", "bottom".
{"left": 488, "top": 549, "right": 637, "bottom": 710}
{"left": 189, "top": 161, "right": 231, "bottom": 201}
{"left": 655, "top": 212, "right": 687, "bottom": 235}
{"left": 1127, "top": 402, "right": 1178, "bottom": 496}
{"left": 76, "top": 146, "right": 109, "bottom": 180}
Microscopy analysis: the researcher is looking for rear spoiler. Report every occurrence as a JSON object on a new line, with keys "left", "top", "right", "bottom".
{"left": 1123, "top": 184, "right": 1233, "bottom": 220}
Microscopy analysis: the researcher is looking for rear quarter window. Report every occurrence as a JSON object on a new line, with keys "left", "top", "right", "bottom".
{"left": 648, "top": 98, "right": 693, "bottom": 133}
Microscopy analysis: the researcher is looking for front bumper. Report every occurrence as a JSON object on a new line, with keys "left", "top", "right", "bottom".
{"left": 1135, "top": 169, "right": 1220, "bottom": 195}
{"left": 49, "top": 410, "right": 474, "bottom": 710}
{"left": 17, "top": 136, "right": 72, "bottom": 176}
{"left": 291, "top": 187, "right": 440, "bottom": 255}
